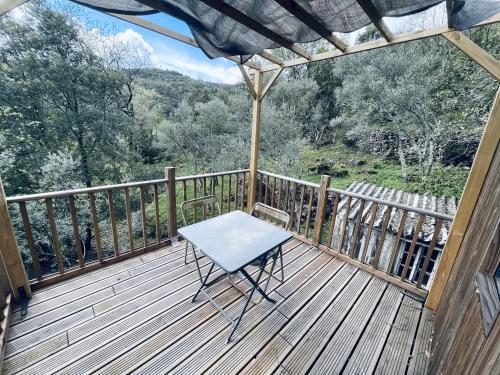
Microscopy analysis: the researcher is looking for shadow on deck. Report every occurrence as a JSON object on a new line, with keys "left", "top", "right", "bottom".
{"left": 4, "top": 238, "right": 433, "bottom": 374}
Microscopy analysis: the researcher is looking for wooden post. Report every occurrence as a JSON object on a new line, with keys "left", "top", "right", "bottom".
{"left": 313, "top": 175, "right": 331, "bottom": 246}
{"left": 0, "top": 178, "right": 31, "bottom": 300}
{"left": 247, "top": 70, "right": 263, "bottom": 212}
{"left": 426, "top": 87, "right": 500, "bottom": 310}
{"left": 165, "top": 167, "right": 177, "bottom": 237}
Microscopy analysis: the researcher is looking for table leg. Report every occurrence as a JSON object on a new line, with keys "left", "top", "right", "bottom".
{"left": 192, "top": 263, "right": 215, "bottom": 302}
{"left": 227, "top": 258, "right": 268, "bottom": 343}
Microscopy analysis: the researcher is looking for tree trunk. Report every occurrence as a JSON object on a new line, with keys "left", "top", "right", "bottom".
{"left": 425, "top": 139, "right": 435, "bottom": 176}
{"left": 398, "top": 137, "right": 408, "bottom": 181}
{"left": 76, "top": 134, "right": 92, "bottom": 188}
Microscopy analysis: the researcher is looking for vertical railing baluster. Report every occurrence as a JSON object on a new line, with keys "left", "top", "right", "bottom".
{"left": 153, "top": 184, "right": 161, "bottom": 243}
{"left": 360, "top": 202, "right": 378, "bottom": 264}
{"left": 326, "top": 192, "right": 340, "bottom": 249}
{"left": 220, "top": 175, "right": 225, "bottom": 213}
{"left": 296, "top": 185, "right": 306, "bottom": 233}
{"left": 211, "top": 176, "right": 216, "bottom": 217}
{"left": 264, "top": 175, "right": 269, "bottom": 206}
{"left": 19, "top": 202, "right": 42, "bottom": 280}
{"left": 284, "top": 180, "right": 290, "bottom": 214}
{"left": 258, "top": 173, "right": 263, "bottom": 203}
{"left": 289, "top": 182, "right": 297, "bottom": 230}
{"left": 107, "top": 190, "right": 120, "bottom": 257}
{"left": 68, "top": 195, "right": 84, "bottom": 267}
{"left": 386, "top": 209, "right": 408, "bottom": 275}
{"left": 227, "top": 174, "right": 232, "bottom": 212}
{"left": 401, "top": 214, "right": 425, "bottom": 281}
{"left": 202, "top": 177, "right": 207, "bottom": 220}
{"left": 241, "top": 172, "right": 246, "bottom": 211}
{"left": 277, "top": 178, "right": 282, "bottom": 211}
{"left": 124, "top": 188, "right": 134, "bottom": 252}
{"left": 338, "top": 195, "right": 352, "bottom": 253}
{"left": 235, "top": 173, "right": 240, "bottom": 211}
{"left": 193, "top": 178, "right": 198, "bottom": 222}
{"left": 45, "top": 198, "right": 64, "bottom": 274}
{"left": 304, "top": 187, "right": 315, "bottom": 238}
{"left": 139, "top": 186, "right": 148, "bottom": 248}
{"left": 88, "top": 192, "right": 103, "bottom": 262}
{"left": 372, "top": 206, "right": 392, "bottom": 269}
{"left": 182, "top": 180, "right": 187, "bottom": 203}
{"left": 417, "top": 218, "right": 443, "bottom": 288}
{"left": 349, "top": 199, "right": 366, "bottom": 258}
{"left": 270, "top": 177, "right": 275, "bottom": 208}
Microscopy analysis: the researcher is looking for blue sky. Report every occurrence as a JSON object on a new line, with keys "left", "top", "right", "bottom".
{"left": 68, "top": 3, "right": 243, "bottom": 84}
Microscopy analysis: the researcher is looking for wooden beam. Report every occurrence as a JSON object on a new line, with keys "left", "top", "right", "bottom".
{"left": 107, "top": 13, "right": 260, "bottom": 70}
{"left": 273, "top": 0, "right": 347, "bottom": 51}
{"left": 260, "top": 68, "right": 284, "bottom": 100}
{"left": 355, "top": 0, "right": 393, "bottom": 41}
{"left": 259, "top": 14, "right": 500, "bottom": 72}
{"left": 426, "top": 86, "right": 500, "bottom": 310}
{"left": 247, "top": 70, "right": 263, "bottom": 212}
{"left": 258, "top": 50, "right": 284, "bottom": 66}
{"left": 0, "top": 178, "right": 31, "bottom": 301}
{"left": 198, "top": 0, "right": 311, "bottom": 59}
{"left": 442, "top": 31, "right": 500, "bottom": 81}
{"left": 0, "top": 0, "right": 28, "bottom": 16}
{"left": 237, "top": 64, "right": 257, "bottom": 99}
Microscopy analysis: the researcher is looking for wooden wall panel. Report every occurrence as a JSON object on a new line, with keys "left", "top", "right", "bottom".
{"left": 430, "top": 144, "right": 499, "bottom": 374}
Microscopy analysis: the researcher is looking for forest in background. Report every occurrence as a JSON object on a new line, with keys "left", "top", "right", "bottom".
{"left": 1, "top": 3, "right": 499, "bottom": 200}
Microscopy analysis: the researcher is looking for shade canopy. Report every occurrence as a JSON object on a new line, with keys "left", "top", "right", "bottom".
{"left": 71, "top": 0, "right": 499, "bottom": 62}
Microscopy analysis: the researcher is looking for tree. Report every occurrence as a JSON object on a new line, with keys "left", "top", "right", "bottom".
{"left": 0, "top": 4, "right": 139, "bottom": 190}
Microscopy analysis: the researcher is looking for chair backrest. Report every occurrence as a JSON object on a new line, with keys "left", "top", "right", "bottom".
{"left": 181, "top": 195, "right": 221, "bottom": 225}
{"left": 251, "top": 203, "right": 291, "bottom": 230}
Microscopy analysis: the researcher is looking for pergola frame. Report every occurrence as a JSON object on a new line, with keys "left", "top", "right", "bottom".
{"left": 0, "top": 0, "right": 499, "bottom": 312}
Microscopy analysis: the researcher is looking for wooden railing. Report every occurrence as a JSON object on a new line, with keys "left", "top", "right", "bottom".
{"left": 3, "top": 166, "right": 452, "bottom": 297}
{"left": 5, "top": 168, "right": 249, "bottom": 289}
{"left": 257, "top": 170, "right": 455, "bottom": 296}
{"left": 0, "top": 292, "right": 12, "bottom": 372}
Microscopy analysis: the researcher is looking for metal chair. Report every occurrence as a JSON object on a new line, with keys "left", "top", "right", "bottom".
{"left": 250, "top": 202, "right": 291, "bottom": 289}
{"left": 181, "top": 195, "right": 221, "bottom": 279}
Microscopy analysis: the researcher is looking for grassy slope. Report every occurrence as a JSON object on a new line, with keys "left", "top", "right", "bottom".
{"left": 296, "top": 143, "right": 469, "bottom": 198}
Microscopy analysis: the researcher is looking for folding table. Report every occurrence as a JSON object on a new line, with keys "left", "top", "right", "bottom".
{"left": 178, "top": 210, "right": 292, "bottom": 342}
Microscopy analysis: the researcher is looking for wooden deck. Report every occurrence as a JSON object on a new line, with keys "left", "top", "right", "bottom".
{"left": 3, "top": 239, "right": 434, "bottom": 374}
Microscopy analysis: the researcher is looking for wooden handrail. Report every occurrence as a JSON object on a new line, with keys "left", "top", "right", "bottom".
{"left": 6, "top": 178, "right": 168, "bottom": 203}
{"left": 176, "top": 169, "right": 249, "bottom": 181}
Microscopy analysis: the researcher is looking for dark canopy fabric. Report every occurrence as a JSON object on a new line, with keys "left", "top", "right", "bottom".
{"left": 71, "top": 0, "right": 500, "bottom": 61}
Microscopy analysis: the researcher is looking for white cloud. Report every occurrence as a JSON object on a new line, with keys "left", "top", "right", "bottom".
{"left": 90, "top": 27, "right": 242, "bottom": 85}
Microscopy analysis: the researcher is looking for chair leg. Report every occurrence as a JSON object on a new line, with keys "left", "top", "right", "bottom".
{"left": 278, "top": 246, "right": 284, "bottom": 282}
{"left": 184, "top": 241, "right": 189, "bottom": 264}
{"left": 191, "top": 244, "right": 203, "bottom": 283}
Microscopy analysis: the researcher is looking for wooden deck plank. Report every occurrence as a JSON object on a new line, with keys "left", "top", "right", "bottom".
{"left": 241, "top": 264, "right": 357, "bottom": 375}
{"left": 11, "top": 241, "right": 303, "bottom": 375}
{"left": 4, "top": 308, "right": 93, "bottom": 360}
{"left": 308, "top": 277, "right": 387, "bottom": 374}
{"left": 280, "top": 271, "right": 373, "bottom": 374}
{"left": 69, "top": 242, "right": 304, "bottom": 345}
{"left": 2, "top": 333, "right": 68, "bottom": 375}
{"left": 99, "top": 244, "right": 320, "bottom": 375}
{"left": 374, "top": 295, "right": 422, "bottom": 375}
{"left": 61, "top": 244, "right": 311, "bottom": 374}
{"left": 342, "top": 285, "right": 403, "bottom": 374}
{"left": 4, "top": 237, "right": 432, "bottom": 375}
{"left": 407, "top": 307, "right": 434, "bottom": 375}
{"left": 168, "top": 258, "right": 346, "bottom": 375}
{"left": 12, "top": 242, "right": 185, "bottom": 312}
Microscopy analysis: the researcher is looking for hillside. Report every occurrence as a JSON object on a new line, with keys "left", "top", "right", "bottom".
{"left": 134, "top": 68, "right": 229, "bottom": 115}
